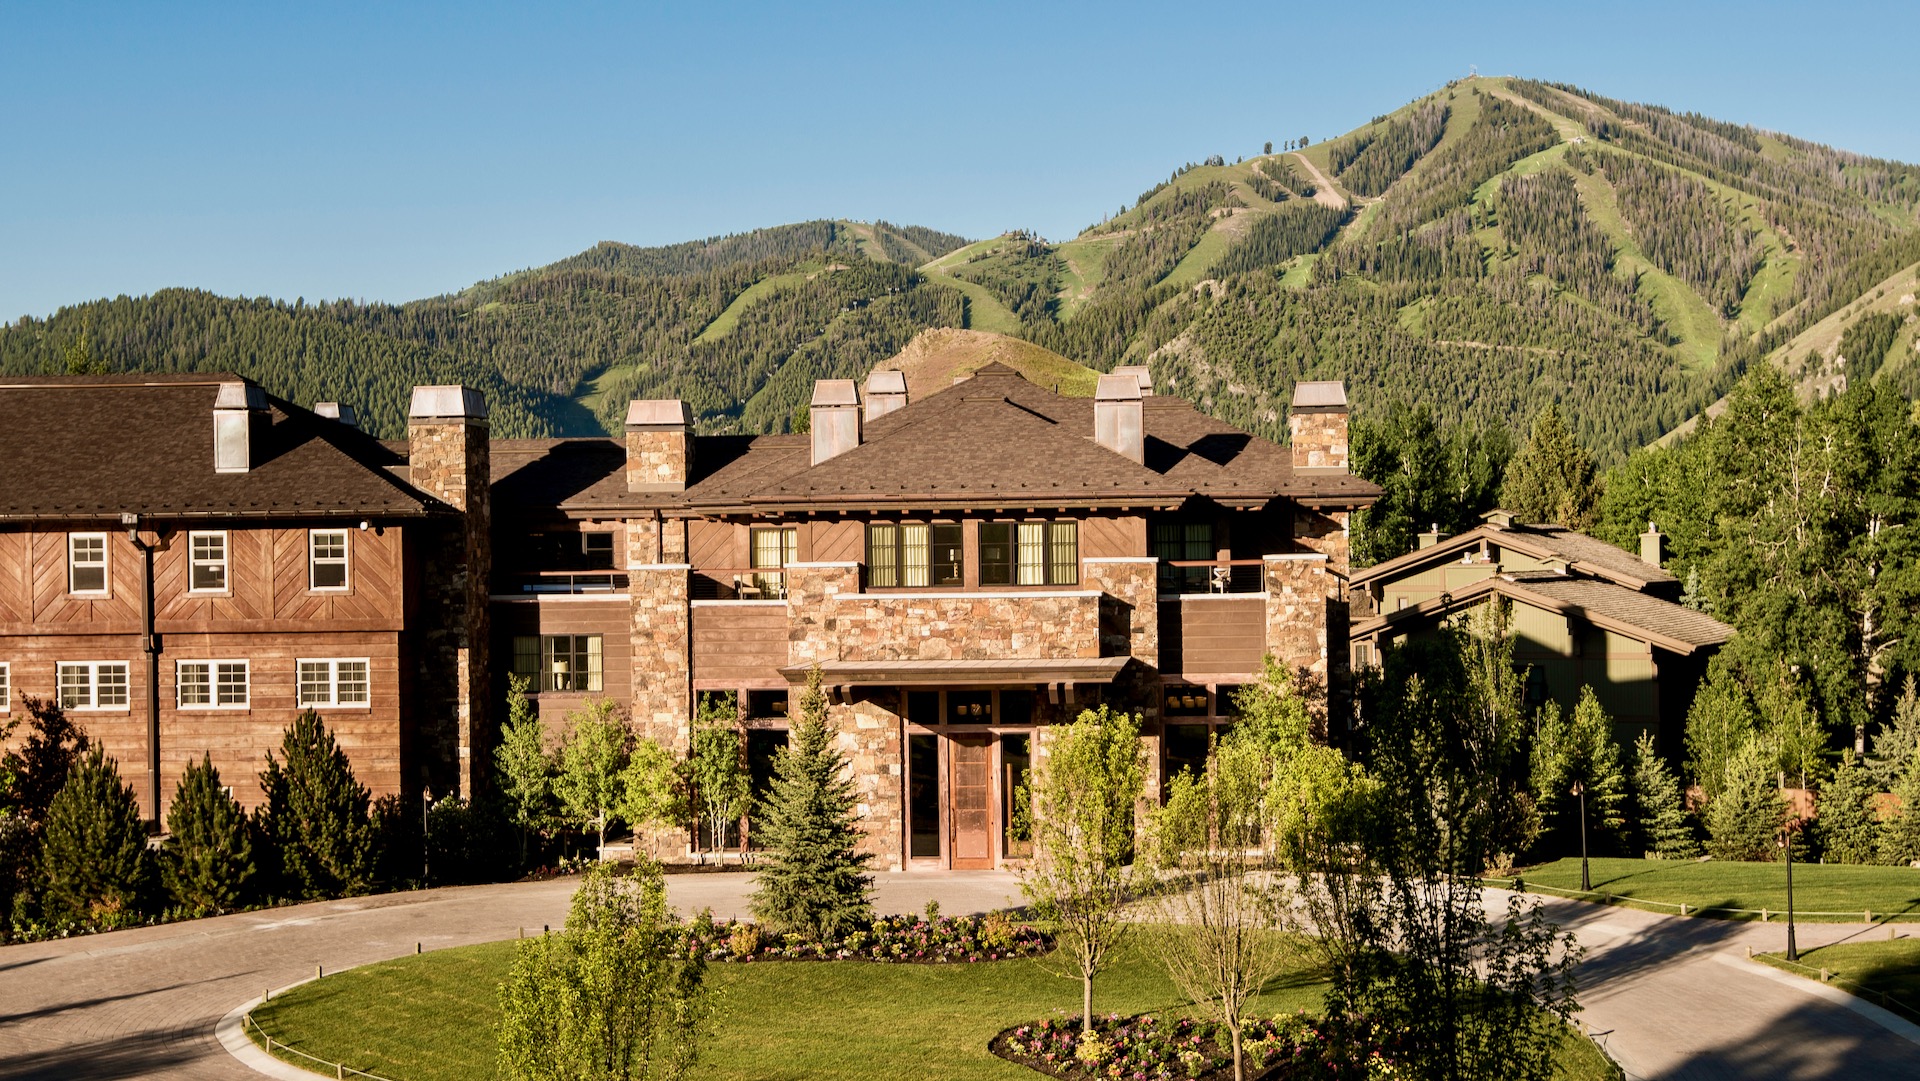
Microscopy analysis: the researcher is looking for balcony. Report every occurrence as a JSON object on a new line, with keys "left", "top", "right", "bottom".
{"left": 692, "top": 567, "right": 788, "bottom": 601}
{"left": 504, "top": 570, "right": 630, "bottom": 595}
{"left": 1160, "top": 558, "right": 1266, "bottom": 595}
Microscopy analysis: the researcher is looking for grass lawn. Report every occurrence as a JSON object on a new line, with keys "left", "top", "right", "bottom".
{"left": 1516, "top": 857, "right": 1920, "bottom": 922}
{"left": 250, "top": 934, "right": 1615, "bottom": 1081}
{"left": 1758, "top": 937, "right": 1920, "bottom": 1021}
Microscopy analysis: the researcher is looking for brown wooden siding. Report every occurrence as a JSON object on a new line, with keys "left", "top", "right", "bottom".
{"left": 0, "top": 532, "right": 27, "bottom": 623}
{"left": 1082, "top": 515, "right": 1145, "bottom": 559}
{"left": 490, "top": 598, "right": 633, "bottom": 726}
{"left": 691, "top": 602, "right": 788, "bottom": 686}
{"left": 1158, "top": 595, "right": 1264, "bottom": 679}
{"left": 686, "top": 519, "right": 739, "bottom": 570}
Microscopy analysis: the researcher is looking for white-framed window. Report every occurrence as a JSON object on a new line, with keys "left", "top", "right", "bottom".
{"left": 297, "top": 658, "right": 370, "bottom": 708}
{"left": 57, "top": 661, "right": 130, "bottom": 711}
{"left": 177, "top": 659, "right": 249, "bottom": 709}
{"left": 309, "top": 529, "right": 349, "bottom": 591}
{"left": 68, "top": 533, "right": 108, "bottom": 595}
{"left": 510, "top": 635, "right": 604, "bottom": 693}
{"left": 0, "top": 662, "right": 9, "bottom": 712}
{"left": 188, "top": 530, "right": 229, "bottom": 592}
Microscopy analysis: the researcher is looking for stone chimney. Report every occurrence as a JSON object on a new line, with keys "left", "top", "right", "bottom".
{"left": 625, "top": 399, "right": 694, "bottom": 492}
{"left": 810, "top": 380, "right": 861, "bottom": 465}
{"left": 1417, "top": 524, "right": 1449, "bottom": 549}
{"left": 406, "top": 384, "right": 491, "bottom": 800}
{"left": 1288, "top": 380, "right": 1349, "bottom": 473}
{"left": 313, "top": 402, "right": 358, "bottom": 428}
{"left": 1640, "top": 521, "right": 1666, "bottom": 568}
{"left": 1110, "top": 364, "right": 1153, "bottom": 396}
{"left": 1094, "top": 373, "right": 1144, "bottom": 463}
{"left": 864, "top": 369, "right": 909, "bottom": 421}
{"left": 212, "top": 381, "right": 269, "bottom": 473}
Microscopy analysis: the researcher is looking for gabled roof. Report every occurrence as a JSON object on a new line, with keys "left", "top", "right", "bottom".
{"left": 1351, "top": 571, "right": 1732, "bottom": 655}
{"left": 1350, "top": 520, "right": 1675, "bottom": 591}
{"left": 0, "top": 374, "right": 443, "bottom": 521}
{"left": 491, "top": 362, "right": 1379, "bottom": 515}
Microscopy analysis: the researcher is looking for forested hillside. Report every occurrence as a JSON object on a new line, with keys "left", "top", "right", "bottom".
{"left": 5, "top": 77, "right": 1918, "bottom": 452}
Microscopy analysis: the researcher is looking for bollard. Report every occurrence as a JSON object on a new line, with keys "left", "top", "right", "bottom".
{"left": 519, "top": 926, "right": 525, "bottom": 940}
{"left": 1821, "top": 968, "right": 1831, "bottom": 983}
{"left": 416, "top": 942, "right": 422, "bottom": 954}
{"left": 337, "top": 1065, "right": 344, "bottom": 1080}
{"left": 1866, "top": 910, "right": 1872, "bottom": 923}
{"left": 544, "top": 924, "right": 550, "bottom": 935}
{"left": 316, "top": 963, "right": 324, "bottom": 979}
{"left": 1891, "top": 926, "right": 1898, "bottom": 941}
{"left": 1746, "top": 946, "right": 1753, "bottom": 958}
{"left": 1761, "top": 909, "right": 1770, "bottom": 923}
{"left": 1680, "top": 903, "right": 1689, "bottom": 915}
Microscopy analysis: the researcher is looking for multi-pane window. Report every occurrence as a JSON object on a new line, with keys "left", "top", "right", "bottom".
{"left": 1153, "top": 521, "right": 1214, "bottom": 593}
{"left": 189, "top": 531, "right": 229, "bottom": 592}
{"left": 750, "top": 527, "right": 798, "bottom": 597}
{"left": 510, "top": 635, "right": 603, "bottom": 693}
{"left": 866, "top": 523, "right": 962, "bottom": 588}
{"left": 309, "top": 529, "right": 349, "bottom": 590}
{"left": 68, "top": 533, "right": 108, "bottom": 594}
{"left": 981, "top": 521, "right": 1078, "bottom": 586}
{"left": 57, "top": 661, "right": 130, "bottom": 710}
{"left": 178, "top": 660, "right": 249, "bottom": 708}
{"left": 297, "top": 658, "right": 370, "bottom": 707}
{"left": 0, "top": 662, "right": 9, "bottom": 712}
{"left": 581, "top": 532, "right": 615, "bottom": 569}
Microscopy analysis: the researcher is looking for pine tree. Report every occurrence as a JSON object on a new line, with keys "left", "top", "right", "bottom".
{"left": 256, "top": 711, "right": 376, "bottom": 899}
{"left": 39, "top": 743, "right": 152, "bottom": 924}
{"left": 1499, "top": 403, "right": 1599, "bottom": 528}
{"left": 1815, "top": 757, "right": 1879, "bottom": 865}
{"left": 162, "top": 754, "right": 257, "bottom": 914}
{"left": 1705, "top": 738, "right": 1786, "bottom": 862}
{"left": 1878, "top": 763, "right": 1920, "bottom": 867}
{"left": 1630, "top": 731, "right": 1699, "bottom": 859}
{"left": 1529, "top": 688, "right": 1628, "bottom": 857}
{"left": 749, "top": 668, "right": 872, "bottom": 938}
{"left": 1867, "top": 676, "right": 1920, "bottom": 790}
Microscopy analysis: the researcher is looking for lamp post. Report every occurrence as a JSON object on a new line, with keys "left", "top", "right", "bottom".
{"left": 1783, "top": 819, "right": 1799, "bottom": 963}
{"left": 1572, "top": 780, "right": 1590, "bottom": 892}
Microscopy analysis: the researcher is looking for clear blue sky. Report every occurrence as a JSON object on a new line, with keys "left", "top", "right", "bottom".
{"left": 6, "top": 1, "right": 1916, "bottom": 321}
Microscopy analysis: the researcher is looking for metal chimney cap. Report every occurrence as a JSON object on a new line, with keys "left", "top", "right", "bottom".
{"left": 408, "top": 385, "right": 488, "bottom": 420}
{"left": 810, "top": 379, "right": 860, "bottom": 407}
{"left": 1095, "top": 373, "right": 1143, "bottom": 401}
{"left": 314, "top": 402, "right": 358, "bottom": 427}
{"left": 624, "top": 399, "right": 694, "bottom": 429}
{"left": 864, "top": 369, "right": 908, "bottom": 395}
{"left": 1110, "top": 365, "right": 1153, "bottom": 394}
{"left": 214, "top": 381, "right": 269, "bottom": 411}
{"left": 1290, "top": 380, "right": 1348, "bottom": 412}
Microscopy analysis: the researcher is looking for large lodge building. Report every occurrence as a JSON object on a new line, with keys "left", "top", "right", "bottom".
{"left": 0, "top": 363, "right": 1382, "bottom": 870}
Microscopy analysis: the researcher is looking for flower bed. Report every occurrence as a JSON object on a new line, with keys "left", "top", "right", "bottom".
{"left": 991, "top": 1012, "right": 1408, "bottom": 1081}
{"left": 685, "top": 909, "right": 1051, "bottom": 964}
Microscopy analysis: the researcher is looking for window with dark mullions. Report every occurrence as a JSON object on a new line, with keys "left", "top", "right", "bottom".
{"left": 866, "top": 523, "right": 962, "bottom": 588}
{"left": 980, "top": 521, "right": 1077, "bottom": 586}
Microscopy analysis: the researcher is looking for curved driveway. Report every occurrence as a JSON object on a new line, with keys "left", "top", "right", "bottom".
{"left": 0, "top": 873, "right": 1914, "bottom": 1080}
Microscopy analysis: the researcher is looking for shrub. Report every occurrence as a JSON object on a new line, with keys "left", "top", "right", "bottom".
{"left": 3, "top": 695, "right": 89, "bottom": 824}
{"left": 162, "top": 754, "right": 256, "bottom": 914}
{"left": 498, "top": 860, "right": 709, "bottom": 1081}
{"left": 256, "top": 711, "right": 376, "bottom": 899}
{"left": 425, "top": 794, "right": 517, "bottom": 885}
{"left": 750, "top": 667, "right": 873, "bottom": 939}
{"left": 39, "top": 743, "right": 153, "bottom": 924}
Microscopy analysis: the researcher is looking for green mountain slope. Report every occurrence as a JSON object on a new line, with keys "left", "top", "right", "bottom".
{"left": 5, "top": 77, "right": 1917, "bottom": 455}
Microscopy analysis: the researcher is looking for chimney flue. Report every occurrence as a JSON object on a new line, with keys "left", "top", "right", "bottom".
{"left": 1110, "top": 364, "right": 1153, "bottom": 396}
{"left": 864, "top": 369, "right": 908, "bottom": 421}
{"left": 213, "top": 381, "right": 269, "bottom": 473}
{"left": 1417, "top": 523, "right": 1449, "bottom": 550}
{"left": 810, "top": 380, "right": 862, "bottom": 465}
{"left": 1094, "top": 374, "right": 1144, "bottom": 464}
{"left": 314, "top": 402, "right": 358, "bottom": 428}
{"left": 1640, "top": 521, "right": 1665, "bottom": 568}
{"left": 1288, "top": 380, "right": 1349, "bottom": 473}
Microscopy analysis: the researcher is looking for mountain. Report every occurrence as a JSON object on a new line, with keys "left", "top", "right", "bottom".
{"left": 5, "top": 77, "right": 1918, "bottom": 455}
{"left": 882, "top": 328, "right": 1099, "bottom": 401}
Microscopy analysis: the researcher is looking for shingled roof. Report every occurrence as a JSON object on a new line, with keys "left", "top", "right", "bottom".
{"left": 492, "top": 363, "right": 1379, "bottom": 515}
{"left": 1351, "top": 519, "right": 1675, "bottom": 592}
{"left": 1351, "top": 571, "right": 1732, "bottom": 655}
{"left": 0, "top": 374, "right": 443, "bottom": 521}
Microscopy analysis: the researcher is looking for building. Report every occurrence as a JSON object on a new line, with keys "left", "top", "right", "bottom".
{"left": 1347, "top": 512, "right": 1733, "bottom": 749}
{"left": 1, "top": 365, "right": 1376, "bottom": 870}
{"left": 0, "top": 375, "right": 489, "bottom": 822}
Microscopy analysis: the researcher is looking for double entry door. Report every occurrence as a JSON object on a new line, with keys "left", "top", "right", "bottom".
{"left": 906, "top": 725, "right": 1033, "bottom": 870}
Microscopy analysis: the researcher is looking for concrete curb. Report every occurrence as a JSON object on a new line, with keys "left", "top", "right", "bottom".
{"left": 216, "top": 977, "right": 328, "bottom": 1080}
{"left": 1715, "top": 951, "right": 1920, "bottom": 1046}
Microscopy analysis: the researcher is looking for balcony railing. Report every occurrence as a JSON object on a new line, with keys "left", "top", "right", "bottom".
{"left": 507, "top": 570, "right": 629, "bottom": 595}
{"left": 1161, "top": 559, "right": 1266, "bottom": 595}
{"left": 692, "top": 567, "right": 789, "bottom": 601}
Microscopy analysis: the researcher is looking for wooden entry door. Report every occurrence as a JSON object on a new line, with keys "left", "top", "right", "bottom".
{"left": 948, "top": 734, "right": 994, "bottom": 869}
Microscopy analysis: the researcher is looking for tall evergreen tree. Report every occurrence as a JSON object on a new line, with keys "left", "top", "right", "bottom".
{"left": 163, "top": 754, "right": 257, "bottom": 914}
{"left": 1867, "top": 676, "right": 1920, "bottom": 791}
{"left": 1878, "top": 760, "right": 1920, "bottom": 867}
{"left": 39, "top": 744, "right": 152, "bottom": 923}
{"left": 1500, "top": 403, "right": 1599, "bottom": 528}
{"left": 256, "top": 711, "right": 376, "bottom": 899}
{"left": 749, "top": 668, "right": 872, "bottom": 938}
{"left": 1704, "top": 738, "right": 1786, "bottom": 862}
{"left": 1529, "top": 688, "right": 1628, "bottom": 857}
{"left": 1629, "top": 732, "right": 1699, "bottom": 859}
{"left": 1815, "top": 757, "right": 1880, "bottom": 865}
{"left": 1684, "top": 660, "right": 1759, "bottom": 802}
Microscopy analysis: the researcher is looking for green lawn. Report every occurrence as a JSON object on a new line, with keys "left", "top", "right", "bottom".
{"left": 1516, "top": 858, "right": 1920, "bottom": 922}
{"left": 249, "top": 934, "right": 1616, "bottom": 1081}
{"left": 1758, "top": 937, "right": 1920, "bottom": 1021}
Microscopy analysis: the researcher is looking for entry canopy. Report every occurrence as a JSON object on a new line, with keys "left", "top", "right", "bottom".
{"left": 779, "top": 656, "right": 1130, "bottom": 688}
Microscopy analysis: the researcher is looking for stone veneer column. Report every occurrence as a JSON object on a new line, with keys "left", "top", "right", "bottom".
{"left": 835, "top": 696, "right": 904, "bottom": 871}
{"left": 629, "top": 562, "right": 692, "bottom": 859}
{"left": 1084, "top": 557, "right": 1159, "bottom": 666}
{"left": 407, "top": 386, "right": 491, "bottom": 800}
{"left": 782, "top": 561, "right": 861, "bottom": 668}
{"left": 1265, "top": 553, "right": 1331, "bottom": 732}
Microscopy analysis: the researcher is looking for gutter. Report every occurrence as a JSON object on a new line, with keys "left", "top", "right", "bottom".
{"left": 122, "top": 513, "right": 163, "bottom": 827}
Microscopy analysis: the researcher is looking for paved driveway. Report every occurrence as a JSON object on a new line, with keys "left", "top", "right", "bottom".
{"left": 0, "top": 874, "right": 1913, "bottom": 1080}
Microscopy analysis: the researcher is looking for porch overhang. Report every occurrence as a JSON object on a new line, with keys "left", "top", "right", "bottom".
{"left": 779, "top": 656, "right": 1131, "bottom": 688}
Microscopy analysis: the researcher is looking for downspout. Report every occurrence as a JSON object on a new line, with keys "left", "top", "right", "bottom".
{"left": 123, "top": 513, "right": 162, "bottom": 827}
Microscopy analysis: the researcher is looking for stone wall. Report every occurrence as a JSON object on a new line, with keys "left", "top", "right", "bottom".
{"left": 835, "top": 694, "right": 904, "bottom": 871}
{"left": 625, "top": 428, "right": 689, "bottom": 491}
{"left": 1287, "top": 411, "right": 1349, "bottom": 471}
{"left": 1085, "top": 557, "right": 1159, "bottom": 665}
{"left": 783, "top": 562, "right": 1101, "bottom": 666}
{"left": 629, "top": 565, "right": 693, "bottom": 751}
{"left": 1265, "top": 554, "right": 1330, "bottom": 729}
{"left": 407, "top": 416, "right": 491, "bottom": 799}
{"left": 1291, "top": 507, "right": 1350, "bottom": 579}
